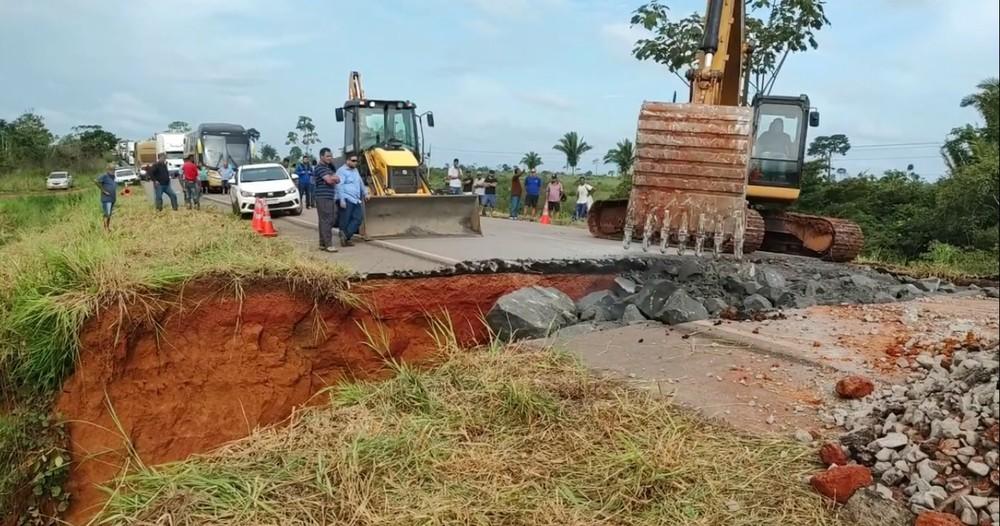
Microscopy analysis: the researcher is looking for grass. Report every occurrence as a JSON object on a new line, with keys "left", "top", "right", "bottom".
{"left": 0, "top": 168, "right": 49, "bottom": 193}
{"left": 0, "top": 188, "right": 353, "bottom": 398}
{"left": 860, "top": 241, "right": 1000, "bottom": 281}
{"left": 0, "top": 185, "right": 354, "bottom": 517}
{"left": 98, "top": 346, "right": 845, "bottom": 526}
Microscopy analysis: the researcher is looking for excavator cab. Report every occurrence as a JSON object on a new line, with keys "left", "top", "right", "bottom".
{"left": 334, "top": 72, "right": 481, "bottom": 239}
{"left": 746, "top": 95, "right": 819, "bottom": 203}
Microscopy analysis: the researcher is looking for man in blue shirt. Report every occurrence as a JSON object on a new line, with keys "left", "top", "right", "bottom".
{"left": 295, "top": 154, "right": 314, "bottom": 209}
{"left": 220, "top": 160, "right": 234, "bottom": 195}
{"left": 523, "top": 168, "right": 542, "bottom": 218}
{"left": 335, "top": 151, "right": 368, "bottom": 247}
{"left": 314, "top": 147, "right": 341, "bottom": 252}
{"left": 95, "top": 163, "right": 117, "bottom": 231}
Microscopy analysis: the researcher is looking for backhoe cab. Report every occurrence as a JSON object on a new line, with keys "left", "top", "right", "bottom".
{"left": 747, "top": 95, "right": 820, "bottom": 203}
{"left": 333, "top": 72, "right": 481, "bottom": 239}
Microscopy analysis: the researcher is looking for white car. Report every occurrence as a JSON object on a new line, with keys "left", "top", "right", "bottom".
{"left": 46, "top": 171, "right": 73, "bottom": 190}
{"left": 114, "top": 167, "right": 139, "bottom": 185}
{"left": 229, "top": 163, "right": 302, "bottom": 217}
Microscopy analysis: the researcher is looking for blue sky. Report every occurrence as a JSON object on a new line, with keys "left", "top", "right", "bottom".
{"left": 1, "top": 0, "right": 997, "bottom": 179}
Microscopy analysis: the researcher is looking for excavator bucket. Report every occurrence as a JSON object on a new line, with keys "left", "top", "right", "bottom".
{"left": 360, "top": 194, "right": 482, "bottom": 239}
{"left": 589, "top": 102, "right": 764, "bottom": 253}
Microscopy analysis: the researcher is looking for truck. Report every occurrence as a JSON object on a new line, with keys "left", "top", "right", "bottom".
{"left": 155, "top": 133, "right": 186, "bottom": 176}
{"left": 133, "top": 141, "right": 157, "bottom": 179}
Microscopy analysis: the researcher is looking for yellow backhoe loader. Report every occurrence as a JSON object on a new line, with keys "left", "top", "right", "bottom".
{"left": 588, "top": 0, "right": 863, "bottom": 261}
{"left": 334, "top": 72, "right": 481, "bottom": 239}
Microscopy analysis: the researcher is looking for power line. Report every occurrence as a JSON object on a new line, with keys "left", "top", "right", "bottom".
{"left": 850, "top": 141, "right": 942, "bottom": 149}
{"left": 837, "top": 155, "right": 942, "bottom": 162}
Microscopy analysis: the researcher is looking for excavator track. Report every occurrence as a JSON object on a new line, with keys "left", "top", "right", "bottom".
{"left": 759, "top": 211, "right": 864, "bottom": 262}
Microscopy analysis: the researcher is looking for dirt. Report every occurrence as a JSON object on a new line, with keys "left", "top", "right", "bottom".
{"left": 54, "top": 272, "right": 613, "bottom": 525}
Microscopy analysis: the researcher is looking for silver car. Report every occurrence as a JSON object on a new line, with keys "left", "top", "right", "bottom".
{"left": 46, "top": 171, "right": 73, "bottom": 190}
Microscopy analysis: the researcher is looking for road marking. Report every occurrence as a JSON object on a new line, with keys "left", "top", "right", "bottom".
{"left": 201, "top": 194, "right": 458, "bottom": 267}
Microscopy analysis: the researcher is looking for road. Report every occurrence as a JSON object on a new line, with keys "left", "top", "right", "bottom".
{"left": 144, "top": 180, "right": 643, "bottom": 274}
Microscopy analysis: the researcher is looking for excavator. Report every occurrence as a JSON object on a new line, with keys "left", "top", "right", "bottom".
{"left": 334, "top": 72, "right": 481, "bottom": 238}
{"left": 588, "top": 0, "right": 863, "bottom": 262}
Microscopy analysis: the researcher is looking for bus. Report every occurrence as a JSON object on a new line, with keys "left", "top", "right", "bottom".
{"left": 185, "top": 123, "right": 252, "bottom": 192}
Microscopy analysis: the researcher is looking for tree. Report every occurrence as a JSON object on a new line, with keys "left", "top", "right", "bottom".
{"left": 552, "top": 132, "right": 592, "bottom": 175}
{"left": 166, "top": 121, "right": 191, "bottom": 133}
{"left": 71, "top": 125, "right": 118, "bottom": 158}
{"left": 521, "top": 151, "right": 543, "bottom": 170}
{"left": 604, "top": 138, "right": 636, "bottom": 198}
{"left": 288, "top": 146, "right": 303, "bottom": 161}
{"left": 630, "top": 0, "right": 830, "bottom": 97}
{"left": 295, "top": 116, "right": 320, "bottom": 154}
{"left": 960, "top": 77, "right": 999, "bottom": 144}
{"left": 285, "top": 131, "right": 300, "bottom": 157}
{"left": 247, "top": 127, "right": 261, "bottom": 143}
{"left": 807, "top": 134, "right": 850, "bottom": 180}
{"left": 258, "top": 143, "right": 278, "bottom": 161}
{"left": 4, "top": 112, "right": 53, "bottom": 164}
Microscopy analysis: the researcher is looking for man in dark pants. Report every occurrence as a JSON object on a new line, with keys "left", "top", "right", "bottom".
{"left": 149, "top": 153, "right": 178, "bottom": 211}
{"left": 313, "top": 147, "right": 341, "bottom": 252}
{"left": 295, "top": 154, "right": 314, "bottom": 209}
{"left": 335, "top": 151, "right": 368, "bottom": 246}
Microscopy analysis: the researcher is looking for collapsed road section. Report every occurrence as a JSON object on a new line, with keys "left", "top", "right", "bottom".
{"left": 30, "top": 252, "right": 1000, "bottom": 525}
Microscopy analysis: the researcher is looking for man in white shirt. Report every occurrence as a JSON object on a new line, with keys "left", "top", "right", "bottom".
{"left": 574, "top": 177, "right": 594, "bottom": 221}
{"left": 447, "top": 158, "right": 462, "bottom": 195}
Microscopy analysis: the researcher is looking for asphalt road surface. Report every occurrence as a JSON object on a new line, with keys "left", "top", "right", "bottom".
{"left": 143, "top": 180, "right": 642, "bottom": 274}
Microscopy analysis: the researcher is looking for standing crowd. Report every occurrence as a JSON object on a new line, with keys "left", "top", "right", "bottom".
{"left": 446, "top": 158, "right": 595, "bottom": 222}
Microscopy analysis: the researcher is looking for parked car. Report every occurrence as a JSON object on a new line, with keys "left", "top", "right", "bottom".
{"left": 229, "top": 163, "right": 302, "bottom": 217}
{"left": 114, "top": 167, "right": 139, "bottom": 185}
{"left": 46, "top": 171, "right": 73, "bottom": 190}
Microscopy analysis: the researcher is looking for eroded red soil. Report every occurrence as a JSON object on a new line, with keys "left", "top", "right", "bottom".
{"left": 56, "top": 273, "right": 612, "bottom": 524}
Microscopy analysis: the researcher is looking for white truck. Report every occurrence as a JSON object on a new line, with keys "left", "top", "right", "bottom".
{"left": 155, "top": 133, "right": 186, "bottom": 176}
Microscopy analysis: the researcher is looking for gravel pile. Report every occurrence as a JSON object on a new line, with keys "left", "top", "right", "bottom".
{"left": 826, "top": 338, "right": 1000, "bottom": 525}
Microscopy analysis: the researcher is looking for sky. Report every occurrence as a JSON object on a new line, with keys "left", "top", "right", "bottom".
{"left": 1, "top": 0, "right": 997, "bottom": 179}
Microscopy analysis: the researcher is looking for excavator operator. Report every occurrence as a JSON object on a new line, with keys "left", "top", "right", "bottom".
{"left": 756, "top": 118, "right": 794, "bottom": 159}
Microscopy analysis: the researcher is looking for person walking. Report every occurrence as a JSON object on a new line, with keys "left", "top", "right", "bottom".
{"left": 524, "top": 168, "right": 542, "bottom": 218}
{"left": 181, "top": 155, "right": 200, "bottom": 209}
{"left": 546, "top": 175, "right": 564, "bottom": 215}
{"left": 482, "top": 169, "right": 498, "bottom": 216}
{"left": 95, "top": 163, "right": 117, "bottom": 231}
{"left": 509, "top": 168, "right": 523, "bottom": 220}
{"left": 314, "top": 147, "right": 341, "bottom": 252}
{"left": 574, "top": 177, "right": 594, "bottom": 221}
{"left": 447, "top": 158, "right": 463, "bottom": 195}
{"left": 336, "top": 151, "right": 368, "bottom": 247}
{"left": 296, "top": 154, "right": 315, "bottom": 209}
{"left": 220, "top": 160, "right": 234, "bottom": 194}
{"left": 150, "top": 153, "right": 178, "bottom": 211}
{"left": 198, "top": 163, "right": 209, "bottom": 194}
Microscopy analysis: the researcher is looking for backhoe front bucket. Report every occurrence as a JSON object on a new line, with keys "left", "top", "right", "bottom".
{"left": 360, "top": 195, "right": 482, "bottom": 239}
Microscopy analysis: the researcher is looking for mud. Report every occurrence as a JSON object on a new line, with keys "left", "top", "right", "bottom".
{"left": 55, "top": 272, "right": 613, "bottom": 525}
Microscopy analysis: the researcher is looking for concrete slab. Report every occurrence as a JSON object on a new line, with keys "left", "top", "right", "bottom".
{"left": 541, "top": 322, "right": 832, "bottom": 434}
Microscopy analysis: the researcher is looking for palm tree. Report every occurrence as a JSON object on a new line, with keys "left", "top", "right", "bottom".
{"left": 603, "top": 139, "right": 635, "bottom": 176}
{"left": 521, "top": 151, "right": 543, "bottom": 170}
{"left": 552, "top": 132, "right": 592, "bottom": 175}
{"left": 960, "top": 77, "right": 999, "bottom": 143}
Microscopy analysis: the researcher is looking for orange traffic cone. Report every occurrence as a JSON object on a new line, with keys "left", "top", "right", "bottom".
{"left": 251, "top": 198, "right": 264, "bottom": 232}
{"left": 259, "top": 201, "right": 278, "bottom": 237}
{"left": 539, "top": 201, "right": 551, "bottom": 225}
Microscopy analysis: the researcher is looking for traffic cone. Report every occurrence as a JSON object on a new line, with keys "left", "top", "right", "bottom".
{"left": 122, "top": 186, "right": 132, "bottom": 196}
{"left": 251, "top": 198, "right": 264, "bottom": 232}
{"left": 259, "top": 201, "right": 278, "bottom": 237}
{"left": 539, "top": 201, "right": 551, "bottom": 225}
